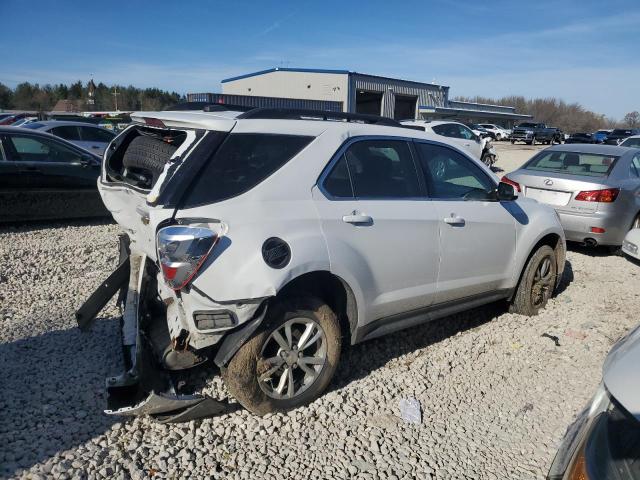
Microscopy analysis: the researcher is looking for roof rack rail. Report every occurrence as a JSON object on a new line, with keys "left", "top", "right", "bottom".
{"left": 164, "top": 102, "right": 253, "bottom": 112}
{"left": 236, "top": 108, "right": 401, "bottom": 126}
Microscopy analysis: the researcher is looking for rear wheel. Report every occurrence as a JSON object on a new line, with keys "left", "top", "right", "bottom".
{"left": 510, "top": 245, "right": 557, "bottom": 316}
{"left": 222, "top": 297, "right": 341, "bottom": 415}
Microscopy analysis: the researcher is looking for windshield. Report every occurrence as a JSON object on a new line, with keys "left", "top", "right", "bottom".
{"left": 596, "top": 130, "right": 609, "bottom": 135}
{"left": 517, "top": 123, "right": 537, "bottom": 129}
{"left": 525, "top": 151, "right": 618, "bottom": 177}
{"left": 612, "top": 129, "right": 633, "bottom": 135}
{"left": 621, "top": 137, "right": 640, "bottom": 148}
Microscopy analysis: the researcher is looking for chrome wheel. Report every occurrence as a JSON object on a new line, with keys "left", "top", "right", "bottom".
{"left": 257, "top": 318, "right": 327, "bottom": 400}
{"left": 531, "top": 256, "right": 554, "bottom": 307}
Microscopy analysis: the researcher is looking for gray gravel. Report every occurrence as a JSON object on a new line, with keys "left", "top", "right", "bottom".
{"left": 1, "top": 219, "right": 639, "bottom": 480}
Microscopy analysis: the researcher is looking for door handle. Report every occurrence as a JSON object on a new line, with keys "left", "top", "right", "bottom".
{"left": 443, "top": 215, "right": 465, "bottom": 226}
{"left": 342, "top": 213, "right": 373, "bottom": 225}
{"left": 91, "top": 146, "right": 100, "bottom": 149}
{"left": 19, "top": 166, "right": 42, "bottom": 173}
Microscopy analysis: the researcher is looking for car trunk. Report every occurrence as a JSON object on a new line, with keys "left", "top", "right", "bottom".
{"left": 509, "top": 170, "right": 610, "bottom": 214}
{"left": 98, "top": 113, "right": 236, "bottom": 260}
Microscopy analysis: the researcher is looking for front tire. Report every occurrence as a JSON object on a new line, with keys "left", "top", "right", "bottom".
{"left": 510, "top": 245, "right": 557, "bottom": 316}
{"left": 222, "top": 297, "right": 341, "bottom": 415}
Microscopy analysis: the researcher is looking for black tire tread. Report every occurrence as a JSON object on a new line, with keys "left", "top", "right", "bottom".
{"left": 122, "top": 135, "right": 176, "bottom": 181}
{"left": 510, "top": 245, "right": 557, "bottom": 316}
{"left": 222, "top": 296, "right": 341, "bottom": 415}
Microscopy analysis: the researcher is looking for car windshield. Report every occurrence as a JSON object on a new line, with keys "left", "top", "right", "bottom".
{"left": 621, "top": 137, "right": 640, "bottom": 148}
{"left": 524, "top": 151, "right": 618, "bottom": 177}
{"left": 517, "top": 123, "right": 537, "bottom": 128}
{"left": 612, "top": 129, "right": 633, "bottom": 135}
{"left": 596, "top": 130, "right": 609, "bottom": 135}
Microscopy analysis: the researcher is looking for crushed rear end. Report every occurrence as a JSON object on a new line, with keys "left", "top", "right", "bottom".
{"left": 76, "top": 112, "right": 260, "bottom": 421}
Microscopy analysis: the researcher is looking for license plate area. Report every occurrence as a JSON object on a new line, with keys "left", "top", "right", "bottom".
{"left": 525, "top": 187, "right": 571, "bottom": 206}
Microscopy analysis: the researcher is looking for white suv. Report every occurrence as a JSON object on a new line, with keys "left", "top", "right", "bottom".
{"left": 78, "top": 107, "right": 566, "bottom": 419}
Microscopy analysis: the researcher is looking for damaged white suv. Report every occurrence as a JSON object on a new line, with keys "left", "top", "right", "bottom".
{"left": 78, "top": 106, "right": 565, "bottom": 420}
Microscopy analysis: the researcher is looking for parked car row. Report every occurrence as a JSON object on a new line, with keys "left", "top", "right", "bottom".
{"left": 536, "top": 128, "right": 640, "bottom": 147}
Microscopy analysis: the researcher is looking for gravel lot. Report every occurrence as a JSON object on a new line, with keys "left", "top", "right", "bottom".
{"left": 1, "top": 143, "right": 639, "bottom": 479}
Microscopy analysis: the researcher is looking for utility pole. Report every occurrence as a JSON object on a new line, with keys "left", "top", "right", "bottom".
{"left": 111, "top": 87, "right": 120, "bottom": 111}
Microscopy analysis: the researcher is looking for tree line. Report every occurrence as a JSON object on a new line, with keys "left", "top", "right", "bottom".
{"left": 0, "top": 81, "right": 184, "bottom": 112}
{"left": 454, "top": 95, "right": 639, "bottom": 133}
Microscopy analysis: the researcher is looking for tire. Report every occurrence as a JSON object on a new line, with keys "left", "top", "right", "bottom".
{"left": 530, "top": 136, "right": 536, "bottom": 145}
{"left": 222, "top": 296, "right": 342, "bottom": 415}
{"left": 510, "top": 245, "right": 557, "bottom": 316}
{"left": 510, "top": 139, "right": 515, "bottom": 144}
{"left": 122, "top": 135, "right": 176, "bottom": 184}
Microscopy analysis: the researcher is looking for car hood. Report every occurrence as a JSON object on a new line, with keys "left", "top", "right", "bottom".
{"left": 603, "top": 323, "right": 640, "bottom": 421}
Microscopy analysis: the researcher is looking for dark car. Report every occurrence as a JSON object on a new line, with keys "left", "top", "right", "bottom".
{"left": 604, "top": 128, "right": 640, "bottom": 145}
{"left": 564, "top": 132, "right": 597, "bottom": 144}
{"left": 0, "top": 127, "right": 108, "bottom": 222}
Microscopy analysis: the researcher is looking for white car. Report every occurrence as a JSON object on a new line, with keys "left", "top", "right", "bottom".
{"left": 621, "top": 134, "right": 640, "bottom": 148}
{"left": 479, "top": 123, "right": 510, "bottom": 141}
{"left": 23, "top": 120, "right": 116, "bottom": 155}
{"left": 622, "top": 228, "right": 640, "bottom": 260}
{"left": 78, "top": 107, "right": 566, "bottom": 419}
{"left": 401, "top": 120, "right": 484, "bottom": 160}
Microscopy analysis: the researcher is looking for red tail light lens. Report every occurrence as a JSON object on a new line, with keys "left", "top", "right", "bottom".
{"left": 156, "top": 226, "right": 218, "bottom": 290}
{"left": 501, "top": 175, "right": 521, "bottom": 192}
{"left": 575, "top": 188, "right": 619, "bottom": 203}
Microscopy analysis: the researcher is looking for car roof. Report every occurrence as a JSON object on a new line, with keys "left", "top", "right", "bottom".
{"left": 545, "top": 143, "right": 633, "bottom": 155}
{"left": 135, "top": 110, "right": 454, "bottom": 140}
{"left": 27, "top": 120, "right": 111, "bottom": 129}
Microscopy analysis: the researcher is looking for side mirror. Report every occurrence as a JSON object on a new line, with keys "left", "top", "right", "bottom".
{"left": 80, "top": 154, "right": 97, "bottom": 167}
{"left": 496, "top": 181, "right": 518, "bottom": 201}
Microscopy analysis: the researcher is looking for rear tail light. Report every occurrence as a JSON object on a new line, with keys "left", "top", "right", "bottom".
{"left": 156, "top": 226, "right": 218, "bottom": 290}
{"left": 501, "top": 175, "right": 521, "bottom": 192}
{"left": 575, "top": 188, "right": 619, "bottom": 203}
{"left": 590, "top": 227, "right": 606, "bottom": 234}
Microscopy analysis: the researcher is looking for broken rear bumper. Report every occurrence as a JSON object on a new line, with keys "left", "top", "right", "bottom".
{"left": 76, "top": 234, "right": 230, "bottom": 423}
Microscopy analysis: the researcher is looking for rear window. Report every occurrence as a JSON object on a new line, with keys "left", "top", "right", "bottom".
{"left": 524, "top": 151, "right": 618, "bottom": 177}
{"left": 182, "top": 133, "right": 313, "bottom": 207}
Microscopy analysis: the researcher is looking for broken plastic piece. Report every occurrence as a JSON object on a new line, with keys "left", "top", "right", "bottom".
{"left": 399, "top": 397, "right": 422, "bottom": 424}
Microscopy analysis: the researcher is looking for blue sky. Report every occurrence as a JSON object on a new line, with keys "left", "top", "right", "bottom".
{"left": 1, "top": 0, "right": 638, "bottom": 118}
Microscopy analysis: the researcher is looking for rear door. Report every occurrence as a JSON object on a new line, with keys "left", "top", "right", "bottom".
{"left": 313, "top": 137, "right": 441, "bottom": 324}
{"left": 414, "top": 141, "right": 516, "bottom": 303}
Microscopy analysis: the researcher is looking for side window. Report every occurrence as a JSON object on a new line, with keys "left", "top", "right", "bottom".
{"left": 81, "top": 127, "right": 115, "bottom": 142}
{"left": 323, "top": 155, "right": 354, "bottom": 198}
{"left": 416, "top": 143, "right": 495, "bottom": 200}
{"left": 7, "top": 135, "right": 83, "bottom": 164}
{"left": 457, "top": 125, "right": 475, "bottom": 140}
{"left": 631, "top": 155, "right": 640, "bottom": 178}
{"left": 343, "top": 140, "right": 420, "bottom": 198}
{"left": 182, "top": 133, "right": 313, "bottom": 207}
{"left": 432, "top": 123, "right": 460, "bottom": 139}
{"left": 50, "top": 126, "right": 81, "bottom": 141}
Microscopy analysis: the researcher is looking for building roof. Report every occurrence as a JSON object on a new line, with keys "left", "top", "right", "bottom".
{"left": 51, "top": 99, "right": 82, "bottom": 113}
{"left": 419, "top": 105, "right": 532, "bottom": 120}
{"left": 221, "top": 67, "right": 450, "bottom": 89}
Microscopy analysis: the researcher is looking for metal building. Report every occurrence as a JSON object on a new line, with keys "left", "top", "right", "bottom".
{"left": 193, "top": 67, "right": 531, "bottom": 126}
{"left": 220, "top": 68, "right": 448, "bottom": 120}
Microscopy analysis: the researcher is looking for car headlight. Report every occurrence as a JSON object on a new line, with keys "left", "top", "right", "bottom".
{"left": 552, "top": 388, "right": 640, "bottom": 480}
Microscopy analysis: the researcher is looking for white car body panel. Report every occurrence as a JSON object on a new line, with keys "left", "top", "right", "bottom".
{"left": 98, "top": 111, "right": 566, "bottom": 349}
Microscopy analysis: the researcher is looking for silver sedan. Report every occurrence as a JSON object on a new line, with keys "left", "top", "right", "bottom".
{"left": 503, "top": 144, "right": 640, "bottom": 247}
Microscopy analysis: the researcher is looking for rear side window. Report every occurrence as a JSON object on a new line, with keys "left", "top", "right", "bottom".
{"left": 81, "top": 127, "right": 115, "bottom": 142}
{"left": 525, "top": 151, "right": 618, "bottom": 177}
{"left": 50, "top": 126, "right": 81, "bottom": 141}
{"left": 631, "top": 155, "right": 640, "bottom": 178}
{"left": 183, "top": 133, "right": 313, "bottom": 207}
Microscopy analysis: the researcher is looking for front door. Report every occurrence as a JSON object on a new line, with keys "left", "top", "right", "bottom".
{"left": 313, "top": 138, "right": 441, "bottom": 325}
{"left": 414, "top": 141, "right": 516, "bottom": 303}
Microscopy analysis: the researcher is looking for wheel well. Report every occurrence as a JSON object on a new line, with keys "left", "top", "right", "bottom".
{"left": 276, "top": 271, "right": 357, "bottom": 344}
{"left": 511, "top": 233, "right": 563, "bottom": 300}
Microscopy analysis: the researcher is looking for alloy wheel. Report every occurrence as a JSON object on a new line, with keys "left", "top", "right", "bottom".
{"left": 257, "top": 317, "right": 328, "bottom": 400}
{"left": 531, "top": 256, "right": 553, "bottom": 307}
